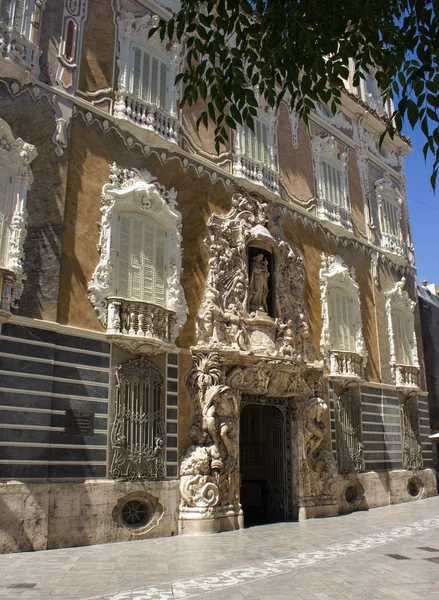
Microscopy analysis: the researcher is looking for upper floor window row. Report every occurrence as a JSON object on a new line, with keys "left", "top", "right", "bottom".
{"left": 0, "top": 0, "right": 42, "bottom": 43}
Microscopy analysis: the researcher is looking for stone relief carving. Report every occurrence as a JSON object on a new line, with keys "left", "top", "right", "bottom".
{"left": 87, "top": 162, "right": 188, "bottom": 348}
{"left": 0, "top": 118, "right": 37, "bottom": 314}
{"left": 315, "top": 104, "right": 353, "bottom": 131}
{"left": 301, "top": 395, "right": 337, "bottom": 500}
{"left": 320, "top": 254, "right": 367, "bottom": 380}
{"left": 179, "top": 352, "right": 241, "bottom": 520}
{"left": 195, "top": 191, "right": 315, "bottom": 363}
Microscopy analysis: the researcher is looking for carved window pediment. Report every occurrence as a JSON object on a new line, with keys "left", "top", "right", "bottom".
{"left": 114, "top": 11, "right": 182, "bottom": 147}
{"left": 87, "top": 163, "right": 187, "bottom": 355}
{"left": 385, "top": 278, "right": 419, "bottom": 390}
{"left": 320, "top": 254, "right": 367, "bottom": 381}
{"left": 0, "top": 118, "right": 37, "bottom": 320}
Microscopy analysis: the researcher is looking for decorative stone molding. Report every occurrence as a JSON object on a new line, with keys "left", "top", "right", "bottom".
{"left": 114, "top": 11, "right": 182, "bottom": 147}
{"left": 56, "top": 0, "right": 87, "bottom": 91}
{"left": 315, "top": 104, "right": 353, "bottom": 131}
{"left": 311, "top": 134, "right": 352, "bottom": 231}
{"left": 195, "top": 191, "right": 315, "bottom": 364}
{"left": 375, "top": 173, "right": 405, "bottom": 257}
{"left": 87, "top": 162, "right": 187, "bottom": 353}
{"left": 385, "top": 278, "right": 419, "bottom": 391}
{"left": 233, "top": 103, "right": 279, "bottom": 195}
{"left": 320, "top": 254, "right": 367, "bottom": 381}
{"left": 0, "top": 118, "right": 37, "bottom": 320}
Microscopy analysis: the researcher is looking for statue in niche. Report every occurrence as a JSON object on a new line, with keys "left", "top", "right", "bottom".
{"left": 202, "top": 384, "right": 238, "bottom": 457}
{"left": 248, "top": 252, "right": 270, "bottom": 313}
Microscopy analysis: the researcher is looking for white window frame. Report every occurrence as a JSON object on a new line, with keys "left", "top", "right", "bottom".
{"left": 385, "top": 278, "right": 419, "bottom": 385}
{"left": 311, "top": 134, "right": 351, "bottom": 231}
{"left": 320, "top": 254, "right": 367, "bottom": 379}
{"left": 87, "top": 163, "right": 187, "bottom": 346}
{"left": 0, "top": 118, "right": 37, "bottom": 314}
{"left": 233, "top": 104, "right": 279, "bottom": 195}
{"left": 375, "top": 173, "right": 404, "bottom": 257}
{"left": 114, "top": 11, "right": 182, "bottom": 145}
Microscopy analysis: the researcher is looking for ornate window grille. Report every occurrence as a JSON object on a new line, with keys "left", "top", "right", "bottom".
{"left": 336, "top": 390, "right": 364, "bottom": 473}
{"left": 401, "top": 395, "right": 423, "bottom": 470}
{"left": 110, "top": 357, "right": 166, "bottom": 480}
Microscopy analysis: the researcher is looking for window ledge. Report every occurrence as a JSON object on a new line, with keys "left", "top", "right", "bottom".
{"left": 114, "top": 90, "right": 179, "bottom": 149}
{"left": 0, "top": 23, "right": 41, "bottom": 80}
{"left": 328, "top": 350, "right": 366, "bottom": 381}
{"left": 106, "top": 298, "right": 177, "bottom": 355}
{"left": 233, "top": 155, "right": 279, "bottom": 196}
{"left": 393, "top": 363, "right": 419, "bottom": 391}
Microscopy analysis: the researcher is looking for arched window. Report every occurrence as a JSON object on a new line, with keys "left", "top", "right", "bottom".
{"left": 110, "top": 357, "right": 165, "bottom": 480}
{"left": 88, "top": 163, "right": 187, "bottom": 355}
{"left": 320, "top": 254, "right": 367, "bottom": 380}
{"left": 386, "top": 278, "right": 419, "bottom": 389}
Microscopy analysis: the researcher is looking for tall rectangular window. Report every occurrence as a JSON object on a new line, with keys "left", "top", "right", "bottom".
{"left": 328, "top": 289, "right": 356, "bottom": 352}
{"left": 131, "top": 46, "right": 167, "bottom": 109}
{"left": 116, "top": 213, "right": 167, "bottom": 305}
{"left": 381, "top": 197, "right": 400, "bottom": 237}
{"left": 392, "top": 310, "right": 413, "bottom": 365}
{"left": 321, "top": 161, "right": 344, "bottom": 207}
{"left": 243, "top": 119, "right": 269, "bottom": 165}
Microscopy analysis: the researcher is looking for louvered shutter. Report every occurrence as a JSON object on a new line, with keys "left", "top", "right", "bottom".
{"left": 392, "top": 310, "right": 412, "bottom": 365}
{"left": 130, "top": 218, "right": 143, "bottom": 299}
{"left": 154, "top": 228, "right": 165, "bottom": 305}
{"left": 0, "top": 0, "right": 12, "bottom": 23}
{"left": 12, "top": 0, "right": 25, "bottom": 34}
{"left": 141, "top": 50, "right": 150, "bottom": 102}
{"left": 329, "top": 289, "right": 355, "bottom": 352}
{"left": 142, "top": 221, "right": 154, "bottom": 302}
{"left": 261, "top": 123, "right": 268, "bottom": 165}
{"left": 150, "top": 56, "right": 159, "bottom": 105}
{"left": 117, "top": 215, "right": 131, "bottom": 297}
{"left": 132, "top": 46, "right": 142, "bottom": 99}
{"left": 159, "top": 61, "right": 166, "bottom": 110}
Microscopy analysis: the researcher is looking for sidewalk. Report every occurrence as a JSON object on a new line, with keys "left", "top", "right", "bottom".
{"left": 1, "top": 496, "right": 439, "bottom": 600}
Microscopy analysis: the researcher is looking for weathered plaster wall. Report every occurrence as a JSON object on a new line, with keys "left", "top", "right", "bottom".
{"left": 38, "top": 1, "right": 64, "bottom": 86}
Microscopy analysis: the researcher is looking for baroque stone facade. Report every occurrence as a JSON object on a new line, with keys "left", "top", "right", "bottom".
{"left": 0, "top": 0, "right": 436, "bottom": 553}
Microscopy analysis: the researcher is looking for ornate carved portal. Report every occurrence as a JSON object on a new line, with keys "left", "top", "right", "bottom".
{"left": 179, "top": 192, "right": 338, "bottom": 534}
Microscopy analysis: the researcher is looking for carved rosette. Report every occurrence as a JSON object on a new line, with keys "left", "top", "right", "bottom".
{"left": 87, "top": 163, "right": 188, "bottom": 348}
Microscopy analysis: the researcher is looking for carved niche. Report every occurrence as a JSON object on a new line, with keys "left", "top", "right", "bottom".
{"left": 195, "top": 192, "right": 315, "bottom": 365}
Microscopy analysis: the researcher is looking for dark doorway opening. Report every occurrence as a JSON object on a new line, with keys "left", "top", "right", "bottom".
{"left": 240, "top": 403, "right": 287, "bottom": 525}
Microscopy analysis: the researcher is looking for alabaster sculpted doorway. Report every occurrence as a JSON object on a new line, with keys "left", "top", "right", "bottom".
{"left": 240, "top": 395, "right": 293, "bottom": 524}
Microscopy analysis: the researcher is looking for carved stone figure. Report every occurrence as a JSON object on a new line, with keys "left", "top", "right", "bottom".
{"left": 248, "top": 253, "right": 270, "bottom": 313}
{"left": 303, "top": 396, "right": 337, "bottom": 498}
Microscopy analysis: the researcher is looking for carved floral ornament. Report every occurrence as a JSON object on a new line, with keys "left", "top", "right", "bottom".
{"left": 319, "top": 254, "right": 367, "bottom": 377}
{"left": 0, "top": 118, "right": 37, "bottom": 315}
{"left": 87, "top": 162, "right": 188, "bottom": 348}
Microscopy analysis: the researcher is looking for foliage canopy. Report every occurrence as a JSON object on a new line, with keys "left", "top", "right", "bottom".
{"left": 153, "top": 0, "right": 439, "bottom": 188}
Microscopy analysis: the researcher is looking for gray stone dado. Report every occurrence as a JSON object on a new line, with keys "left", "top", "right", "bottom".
{"left": 0, "top": 480, "right": 179, "bottom": 553}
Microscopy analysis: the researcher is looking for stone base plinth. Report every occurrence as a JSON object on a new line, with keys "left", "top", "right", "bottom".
{"left": 298, "top": 503, "right": 339, "bottom": 521}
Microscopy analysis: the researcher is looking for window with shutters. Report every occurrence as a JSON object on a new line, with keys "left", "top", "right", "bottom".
{"left": 233, "top": 109, "right": 279, "bottom": 194}
{"left": 385, "top": 279, "right": 419, "bottom": 389}
{"left": 0, "top": 118, "right": 37, "bottom": 317}
{"left": 375, "top": 174, "right": 404, "bottom": 256}
{"left": 115, "top": 213, "right": 167, "bottom": 307}
{"left": 88, "top": 163, "right": 188, "bottom": 355}
{"left": 114, "top": 13, "right": 182, "bottom": 145}
{"left": 312, "top": 134, "right": 351, "bottom": 230}
{"left": 320, "top": 254, "right": 367, "bottom": 380}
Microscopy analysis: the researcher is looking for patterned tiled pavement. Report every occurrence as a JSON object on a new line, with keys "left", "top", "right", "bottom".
{"left": 1, "top": 496, "right": 439, "bottom": 599}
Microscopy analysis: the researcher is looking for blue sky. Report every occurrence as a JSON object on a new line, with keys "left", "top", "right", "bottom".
{"left": 404, "top": 125, "right": 438, "bottom": 286}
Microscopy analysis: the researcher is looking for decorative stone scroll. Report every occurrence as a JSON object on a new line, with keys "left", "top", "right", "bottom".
{"left": 195, "top": 191, "right": 315, "bottom": 363}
